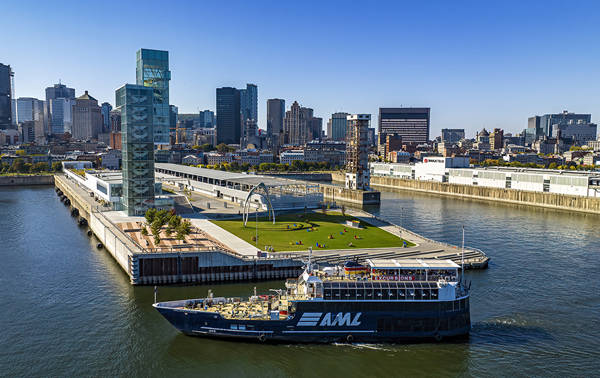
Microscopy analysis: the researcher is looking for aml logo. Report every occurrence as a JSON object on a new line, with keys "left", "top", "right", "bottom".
{"left": 297, "top": 312, "right": 362, "bottom": 327}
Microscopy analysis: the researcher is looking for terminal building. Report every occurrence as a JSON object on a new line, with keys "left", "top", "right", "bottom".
{"left": 371, "top": 159, "right": 600, "bottom": 198}
{"left": 155, "top": 163, "right": 323, "bottom": 210}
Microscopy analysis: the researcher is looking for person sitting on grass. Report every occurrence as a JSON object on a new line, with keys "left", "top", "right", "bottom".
{"left": 348, "top": 242, "right": 353, "bottom": 247}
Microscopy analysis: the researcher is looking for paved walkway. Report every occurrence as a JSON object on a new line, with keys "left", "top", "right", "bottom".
{"left": 188, "top": 217, "right": 261, "bottom": 257}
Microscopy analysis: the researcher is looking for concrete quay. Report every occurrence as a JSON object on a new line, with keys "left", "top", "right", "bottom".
{"left": 0, "top": 174, "right": 54, "bottom": 186}
{"left": 54, "top": 174, "right": 303, "bottom": 285}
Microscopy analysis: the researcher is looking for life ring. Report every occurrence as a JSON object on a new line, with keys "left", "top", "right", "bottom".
{"left": 346, "top": 334, "right": 354, "bottom": 343}
{"left": 258, "top": 334, "right": 266, "bottom": 342}
{"left": 434, "top": 333, "right": 442, "bottom": 342}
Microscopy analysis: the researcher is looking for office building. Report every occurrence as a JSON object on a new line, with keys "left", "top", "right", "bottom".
{"left": 45, "top": 83, "right": 75, "bottom": 101}
{"left": 16, "top": 97, "right": 47, "bottom": 143}
{"left": 0, "top": 63, "right": 14, "bottom": 129}
{"left": 239, "top": 84, "right": 258, "bottom": 123}
{"left": 489, "top": 128, "right": 504, "bottom": 150}
{"left": 199, "top": 110, "right": 215, "bottom": 128}
{"left": 441, "top": 128, "right": 465, "bottom": 143}
{"left": 283, "top": 101, "right": 311, "bottom": 146}
{"left": 310, "top": 117, "right": 323, "bottom": 141}
{"left": 536, "top": 111, "right": 590, "bottom": 137}
{"left": 267, "top": 98, "right": 285, "bottom": 153}
{"left": 116, "top": 84, "right": 155, "bottom": 216}
{"left": 552, "top": 122, "right": 597, "bottom": 144}
{"left": 328, "top": 112, "right": 349, "bottom": 141}
{"left": 101, "top": 102, "right": 112, "bottom": 132}
{"left": 19, "top": 121, "right": 35, "bottom": 143}
{"left": 345, "top": 114, "right": 371, "bottom": 190}
{"left": 46, "top": 82, "right": 76, "bottom": 135}
{"left": 48, "top": 98, "right": 75, "bottom": 135}
{"left": 216, "top": 87, "right": 241, "bottom": 145}
{"left": 72, "top": 91, "right": 102, "bottom": 140}
{"left": 136, "top": 48, "right": 171, "bottom": 145}
{"left": 169, "top": 105, "right": 178, "bottom": 131}
{"left": 378, "top": 107, "right": 430, "bottom": 144}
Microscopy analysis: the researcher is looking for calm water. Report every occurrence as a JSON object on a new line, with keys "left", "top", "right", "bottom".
{"left": 1, "top": 187, "right": 599, "bottom": 377}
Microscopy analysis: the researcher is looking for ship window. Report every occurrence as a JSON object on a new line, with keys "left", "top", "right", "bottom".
{"left": 373, "top": 282, "right": 384, "bottom": 299}
{"left": 340, "top": 282, "right": 349, "bottom": 300}
{"left": 348, "top": 282, "right": 357, "bottom": 300}
{"left": 324, "top": 289, "right": 332, "bottom": 300}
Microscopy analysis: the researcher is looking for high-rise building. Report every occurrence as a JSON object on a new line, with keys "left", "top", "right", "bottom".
{"left": 283, "top": 101, "right": 310, "bottom": 146}
{"left": 101, "top": 102, "right": 112, "bottom": 132}
{"left": 45, "top": 82, "right": 75, "bottom": 135}
{"left": 538, "top": 111, "right": 590, "bottom": 137}
{"left": 378, "top": 107, "right": 430, "bottom": 144}
{"left": 199, "top": 110, "right": 215, "bottom": 128}
{"left": 169, "top": 105, "right": 178, "bottom": 132}
{"left": 345, "top": 114, "right": 371, "bottom": 190}
{"left": 216, "top": 87, "right": 241, "bottom": 144}
{"left": 0, "top": 63, "right": 14, "bottom": 130}
{"left": 116, "top": 84, "right": 155, "bottom": 216}
{"left": 19, "top": 121, "right": 35, "bottom": 143}
{"left": 45, "top": 83, "right": 75, "bottom": 101}
{"left": 72, "top": 91, "right": 103, "bottom": 140}
{"left": 48, "top": 98, "right": 75, "bottom": 135}
{"left": 136, "top": 48, "right": 171, "bottom": 145}
{"left": 489, "top": 128, "right": 504, "bottom": 150}
{"left": 16, "top": 97, "right": 47, "bottom": 143}
{"left": 239, "top": 83, "right": 258, "bottom": 123}
{"left": 328, "top": 112, "right": 349, "bottom": 141}
{"left": 441, "top": 128, "right": 465, "bottom": 143}
{"left": 310, "top": 117, "right": 323, "bottom": 141}
{"left": 267, "top": 98, "right": 285, "bottom": 153}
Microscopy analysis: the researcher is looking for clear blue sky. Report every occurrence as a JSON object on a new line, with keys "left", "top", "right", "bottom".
{"left": 3, "top": 0, "right": 600, "bottom": 137}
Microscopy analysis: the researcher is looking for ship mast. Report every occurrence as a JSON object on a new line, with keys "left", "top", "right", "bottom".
{"left": 461, "top": 226, "right": 465, "bottom": 286}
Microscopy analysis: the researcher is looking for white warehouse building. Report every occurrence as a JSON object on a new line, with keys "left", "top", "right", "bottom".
{"left": 370, "top": 159, "right": 600, "bottom": 198}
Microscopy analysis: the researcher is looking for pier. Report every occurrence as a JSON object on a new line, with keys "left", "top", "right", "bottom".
{"left": 54, "top": 173, "right": 488, "bottom": 286}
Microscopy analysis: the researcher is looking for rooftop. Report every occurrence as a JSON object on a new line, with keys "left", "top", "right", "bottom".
{"left": 366, "top": 258, "right": 460, "bottom": 269}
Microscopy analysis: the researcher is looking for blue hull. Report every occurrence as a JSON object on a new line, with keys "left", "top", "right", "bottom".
{"left": 154, "top": 297, "right": 470, "bottom": 343}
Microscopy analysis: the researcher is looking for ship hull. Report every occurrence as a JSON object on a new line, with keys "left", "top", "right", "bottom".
{"left": 154, "top": 297, "right": 470, "bottom": 343}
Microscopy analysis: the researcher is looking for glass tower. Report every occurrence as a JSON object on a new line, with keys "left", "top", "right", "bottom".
{"left": 136, "top": 49, "right": 170, "bottom": 145}
{"left": 116, "top": 84, "right": 155, "bottom": 216}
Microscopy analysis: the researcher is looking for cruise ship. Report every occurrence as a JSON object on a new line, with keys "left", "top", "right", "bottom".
{"left": 154, "top": 257, "right": 471, "bottom": 343}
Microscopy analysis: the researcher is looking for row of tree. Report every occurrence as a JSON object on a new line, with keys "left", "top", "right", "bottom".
{"left": 190, "top": 143, "right": 236, "bottom": 154}
{"left": 142, "top": 208, "right": 192, "bottom": 246}
{"left": 0, "top": 159, "right": 62, "bottom": 174}
{"left": 193, "top": 160, "right": 338, "bottom": 173}
{"left": 479, "top": 158, "right": 596, "bottom": 171}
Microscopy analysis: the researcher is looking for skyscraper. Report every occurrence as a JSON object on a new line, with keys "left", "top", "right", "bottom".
{"left": 378, "top": 107, "right": 430, "bottom": 144}
{"left": 216, "top": 87, "right": 241, "bottom": 144}
{"left": 116, "top": 84, "right": 155, "bottom": 216}
{"left": 101, "top": 102, "right": 112, "bottom": 132}
{"left": 0, "top": 63, "right": 14, "bottom": 130}
{"left": 345, "top": 114, "right": 371, "bottom": 190}
{"left": 16, "top": 97, "right": 46, "bottom": 143}
{"left": 440, "top": 128, "right": 465, "bottom": 143}
{"left": 283, "top": 101, "right": 310, "bottom": 146}
{"left": 45, "top": 82, "right": 75, "bottom": 135}
{"left": 239, "top": 83, "right": 258, "bottom": 123}
{"left": 136, "top": 48, "right": 171, "bottom": 145}
{"left": 328, "top": 112, "right": 349, "bottom": 141}
{"left": 537, "top": 111, "right": 591, "bottom": 137}
{"left": 310, "top": 117, "right": 323, "bottom": 141}
{"left": 72, "top": 91, "right": 102, "bottom": 140}
{"left": 199, "top": 110, "right": 215, "bottom": 128}
{"left": 267, "top": 98, "right": 285, "bottom": 153}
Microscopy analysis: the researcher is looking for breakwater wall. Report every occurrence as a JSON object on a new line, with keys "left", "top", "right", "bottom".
{"left": 319, "top": 183, "right": 381, "bottom": 206}
{"left": 370, "top": 176, "right": 600, "bottom": 215}
{"left": 0, "top": 175, "right": 54, "bottom": 186}
{"left": 54, "top": 175, "right": 303, "bottom": 285}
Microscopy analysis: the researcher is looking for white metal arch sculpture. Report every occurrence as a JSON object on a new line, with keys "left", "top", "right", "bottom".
{"left": 243, "top": 183, "right": 276, "bottom": 226}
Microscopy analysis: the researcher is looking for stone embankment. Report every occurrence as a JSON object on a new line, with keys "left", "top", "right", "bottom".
{"left": 0, "top": 175, "right": 54, "bottom": 186}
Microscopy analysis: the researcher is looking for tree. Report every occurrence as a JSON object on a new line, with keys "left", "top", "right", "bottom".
{"left": 31, "top": 162, "right": 49, "bottom": 173}
{"left": 176, "top": 219, "right": 192, "bottom": 243}
{"left": 10, "top": 158, "right": 25, "bottom": 173}
{"left": 52, "top": 162, "right": 63, "bottom": 172}
{"left": 141, "top": 227, "right": 148, "bottom": 236}
{"left": 145, "top": 208, "right": 157, "bottom": 226}
{"left": 216, "top": 143, "right": 230, "bottom": 153}
{"left": 341, "top": 205, "right": 346, "bottom": 217}
{"left": 548, "top": 162, "right": 558, "bottom": 169}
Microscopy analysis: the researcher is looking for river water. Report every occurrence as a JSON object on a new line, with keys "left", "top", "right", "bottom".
{"left": 0, "top": 186, "right": 598, "bottom": 377}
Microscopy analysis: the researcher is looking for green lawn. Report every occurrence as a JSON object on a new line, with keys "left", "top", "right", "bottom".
{"left": 211, "top": 212, "right": 414, "bottom": 252}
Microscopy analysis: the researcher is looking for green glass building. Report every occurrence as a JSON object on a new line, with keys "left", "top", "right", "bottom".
{"left": 136, "top": 49, "right": 170, "bottom": 145}
{"left": 116, "top": 84, "right": 155, "bottom": 216}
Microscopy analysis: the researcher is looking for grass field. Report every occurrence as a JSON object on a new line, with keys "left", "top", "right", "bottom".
{"left": 211, "top": 212, "right": 414, "bottom": 252}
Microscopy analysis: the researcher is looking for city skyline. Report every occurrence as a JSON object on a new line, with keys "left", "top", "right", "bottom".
{"left": 3, "top": 1, "right": 600, "bottom": 137}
